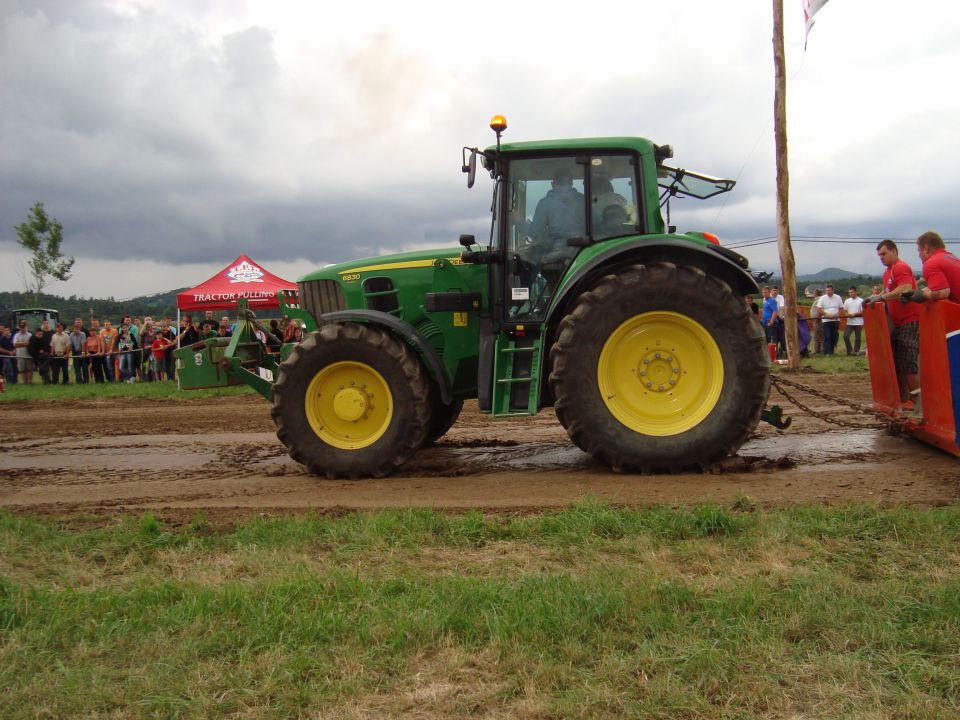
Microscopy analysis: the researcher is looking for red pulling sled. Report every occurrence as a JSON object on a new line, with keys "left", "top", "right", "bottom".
{"left": 863, "top": 299, "right": 960, "bottom": 457}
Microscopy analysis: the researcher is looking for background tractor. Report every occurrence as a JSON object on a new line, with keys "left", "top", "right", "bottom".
{"left": 7, "top": 307, "right": 59, "bottom": 331}
{"left": 179, "top": 116, "right": 771, "bottom": 477}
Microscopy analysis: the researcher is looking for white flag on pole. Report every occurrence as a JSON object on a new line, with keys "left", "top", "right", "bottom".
{"left": 803, "top": 0, "right": 830, "bottom": 48}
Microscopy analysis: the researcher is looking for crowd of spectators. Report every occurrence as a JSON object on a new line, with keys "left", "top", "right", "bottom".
{"left": 0, "top": 309, "right": 303, "bottom": 386}
{"left": 746, "top": 283, "right": 864, "bottom": 358}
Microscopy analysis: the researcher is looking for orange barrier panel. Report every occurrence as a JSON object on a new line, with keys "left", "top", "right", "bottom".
{"left": 862, "top": 303, "right": 900, "bottom": 414}
{"left": 865, "top": 299, "right": 960, "bottom": 457}
{"left": 911, "top": 301, "right": 960, "bottom": 455}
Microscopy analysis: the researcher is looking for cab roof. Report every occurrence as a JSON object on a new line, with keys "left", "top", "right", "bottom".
{"left": 487, "top": 136, "right": 659, "bottom": 156}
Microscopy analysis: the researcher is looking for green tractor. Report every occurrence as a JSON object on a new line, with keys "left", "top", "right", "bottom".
{"left": 179, "top": 116, "right": 771, "bottom": 477}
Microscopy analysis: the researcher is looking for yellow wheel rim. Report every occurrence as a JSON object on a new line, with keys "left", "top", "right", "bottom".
{"left": 598, "top": 311, "right": 723, "bottom": 436}
{"left": 305, "top": 361, "right": 393, "bottom": 450}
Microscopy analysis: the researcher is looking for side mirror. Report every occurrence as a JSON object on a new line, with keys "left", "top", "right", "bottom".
{"left": 462, "top": 149, "right": 477, "bottom": 188}
{"left": 459, "top": 234, "right": 476, "bottom": 249}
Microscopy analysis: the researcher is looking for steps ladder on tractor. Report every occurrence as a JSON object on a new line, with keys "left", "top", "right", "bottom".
{"left": 491, "top": 334, "right": 542, "bottom": 417}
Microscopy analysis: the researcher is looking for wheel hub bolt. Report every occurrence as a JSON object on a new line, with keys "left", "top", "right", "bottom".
{"left": 639, "top": 350, "right": 684, "bottom": 392}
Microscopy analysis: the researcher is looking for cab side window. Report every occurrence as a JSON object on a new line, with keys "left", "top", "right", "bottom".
{"left": 590, "top": 155, "right": 638, "bottom": 240}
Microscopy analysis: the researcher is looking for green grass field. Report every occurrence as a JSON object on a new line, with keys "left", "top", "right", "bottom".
{"left": 3, "top": 501, "right": 959, "bottom": 719}
{"left": 0, "top": 379, "right": 254, "bottom": 403}
{"left": 782, "top": 352, "right": 869, "bottom": 374}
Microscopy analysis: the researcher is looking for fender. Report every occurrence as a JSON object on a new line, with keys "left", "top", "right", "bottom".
{"left": 320, "top": 309, "right": 453, "bottom": 405}
{"left": 536, "top": 237, "right": 760, "bottom": 408}
{"left": 547, "top": 237, "right": 759, "bottom": 327}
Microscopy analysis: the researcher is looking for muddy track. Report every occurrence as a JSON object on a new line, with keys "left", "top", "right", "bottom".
{"left": 2, "top": 372, "right": 958, "bottom": 522}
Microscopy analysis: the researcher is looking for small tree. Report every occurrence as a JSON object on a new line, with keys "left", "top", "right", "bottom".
{"left": 15, "top": 203, "right": 75, "bottom": 305}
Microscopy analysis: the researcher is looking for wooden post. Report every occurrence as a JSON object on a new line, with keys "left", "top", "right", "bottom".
{"left": 773, "top": 0, "right": 801, "bottom": 369}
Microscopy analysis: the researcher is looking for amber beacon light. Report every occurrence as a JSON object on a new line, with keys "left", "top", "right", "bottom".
{"left": 490, "top": 114, "right": 507, "bottom": 151}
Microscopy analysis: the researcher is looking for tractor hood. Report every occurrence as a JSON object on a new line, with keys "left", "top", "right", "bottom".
{"left": 298, "top": 247, "right": 464, "bottom": 284}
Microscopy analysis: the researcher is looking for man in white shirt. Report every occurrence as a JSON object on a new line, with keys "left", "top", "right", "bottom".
{"left": 49, "top": 322, "right": 72, "bottom": 384}
{"left": 842, "top": 286, "right": 865, "bottom": 356}
{"left": 815, "top": 284, "right": 844, "bottom": 355}
{"left": 13, "top": 320, "right": 34, "bottom": 384}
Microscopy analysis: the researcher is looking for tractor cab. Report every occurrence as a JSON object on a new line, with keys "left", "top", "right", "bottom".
{"left": 461, "top": 116, "right": 749, "bottom": 419}
{"left": 463, "top": 119, "right": 738, "bottom": 328}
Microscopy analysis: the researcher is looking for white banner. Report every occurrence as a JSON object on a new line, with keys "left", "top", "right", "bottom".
{"left": 803, "top": 0, "right": 830, "bottom": 47}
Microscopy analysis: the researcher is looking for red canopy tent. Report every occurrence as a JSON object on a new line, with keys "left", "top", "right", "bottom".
{"left": 176, "top": 255, "right": 297, "bottom": 312}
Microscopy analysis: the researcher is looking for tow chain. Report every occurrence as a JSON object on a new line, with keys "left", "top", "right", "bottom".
{"left": 769, "top": 373, "right": 896, "bottom": 430}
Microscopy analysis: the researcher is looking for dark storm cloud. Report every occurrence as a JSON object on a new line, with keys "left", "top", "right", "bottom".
{"left": 2, "top": 0, "right": 956, "bottom": 284}
{"left": 0, "top": 2, "right": 486, "bottom": 271}
{"left": 1, "top": 6, "right": 285, "bottom": 260}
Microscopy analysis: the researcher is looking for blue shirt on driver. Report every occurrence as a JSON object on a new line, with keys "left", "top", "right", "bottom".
{"left": 520, "top": 185, "right": 585, "bottom": 242}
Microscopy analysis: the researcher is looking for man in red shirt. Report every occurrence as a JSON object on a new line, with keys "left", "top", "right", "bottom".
{"left": 876, "top": 239, "right": 920, "bottom": 408}
{"left": 916, "top": 231, "right": 960, "bottom": 303}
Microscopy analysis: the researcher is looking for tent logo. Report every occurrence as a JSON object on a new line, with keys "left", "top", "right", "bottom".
{"left": 227, "top": 260, "right": 265, "bottom": 284}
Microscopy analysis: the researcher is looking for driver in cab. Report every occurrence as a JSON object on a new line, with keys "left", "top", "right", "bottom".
{"left": 514, "top": 169, "right": 585, "bottom": 261}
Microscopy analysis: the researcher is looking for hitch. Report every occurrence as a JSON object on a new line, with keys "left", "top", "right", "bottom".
{"left": 175, "top": 298, "right": 282, "bottom": 400}
{"left": 761, "top": 404, "right": 792, "bottom": 429}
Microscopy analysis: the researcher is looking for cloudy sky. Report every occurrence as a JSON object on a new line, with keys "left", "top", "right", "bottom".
{"left": 2, "top": 0, "right": 958, "bottom": 299}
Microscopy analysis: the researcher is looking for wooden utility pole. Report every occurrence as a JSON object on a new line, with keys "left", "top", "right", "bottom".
{"left": 773, "top": 0, "right": 801, "bottom": 369}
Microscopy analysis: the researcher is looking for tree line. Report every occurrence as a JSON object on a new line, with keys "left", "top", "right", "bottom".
{"left": 0, "top": 290, "right": 180, "bottom": 328}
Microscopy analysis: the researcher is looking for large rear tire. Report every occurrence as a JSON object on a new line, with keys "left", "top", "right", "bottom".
{"left": 271, "top": 322, "right": 430, "bottom": 478}
{"left": 549, "top": 262, "right": 769, "bottom": 472}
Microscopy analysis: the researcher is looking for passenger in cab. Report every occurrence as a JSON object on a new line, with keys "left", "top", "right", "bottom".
{"left": 591, "top": 178, "right": 635, "bottom": 237}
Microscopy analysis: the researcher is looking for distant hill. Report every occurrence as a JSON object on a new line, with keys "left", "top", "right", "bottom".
{"left": 770, "top": 268, "right": 882, "bottom": 285}
{"left": 128, "top": 288, "right": 189, "bottom": 309}
{"left": 797, "top": 268, "right": 867, "bottom": 282}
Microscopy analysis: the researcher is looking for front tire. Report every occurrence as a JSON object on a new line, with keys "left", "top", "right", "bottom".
{"left": 271, "top": 322, "right": 430, "bottom": 478}
{"left": 549, "top": 262, "right": 769, "bottom": 472}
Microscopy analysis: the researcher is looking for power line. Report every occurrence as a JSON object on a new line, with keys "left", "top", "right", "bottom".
{"left": 725, "top": 235, "right": 960, "bottom": 250}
